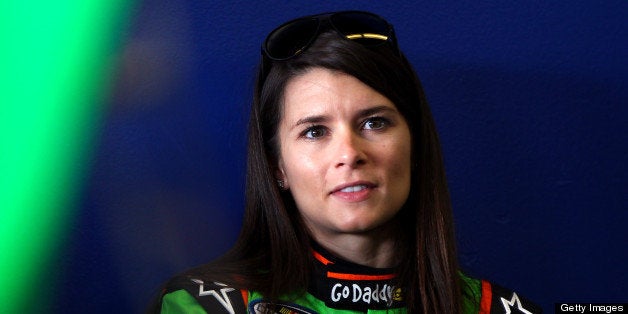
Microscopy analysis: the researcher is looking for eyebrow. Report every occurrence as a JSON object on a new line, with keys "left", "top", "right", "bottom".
{"left": 293, "top": 115, "right": 328, "bottom": 130}
{"left": 291, "top": 105, "right": 397, "bottom": 130}
{"left": 358, "top": 105, "right": 397, "bottom": 118}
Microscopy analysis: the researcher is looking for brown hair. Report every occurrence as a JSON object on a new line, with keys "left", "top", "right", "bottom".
{"left": 167, "top": 28, "right": 463, "bottom": 313}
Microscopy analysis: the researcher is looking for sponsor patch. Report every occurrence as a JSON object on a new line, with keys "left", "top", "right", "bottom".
{"left": 249, "top": 300, "right": 317, "bottom": 314}
{"left": 330, "top": 282, "right": 401, "bottom": 306}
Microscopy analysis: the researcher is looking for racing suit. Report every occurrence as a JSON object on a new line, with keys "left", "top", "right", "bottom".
{"left": 158, "top": 248, "right": 541, "bottom": 313}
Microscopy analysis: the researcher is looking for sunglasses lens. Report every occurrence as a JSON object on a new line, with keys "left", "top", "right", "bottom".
{"left": 331, "top": 12, "right": 391, "bottom": 46}
{"left": 265, "top": 18, "right": 319, "bottom": 60}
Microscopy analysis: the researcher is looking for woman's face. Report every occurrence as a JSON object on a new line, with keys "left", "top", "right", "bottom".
{"left": 276, "top": 67, "right": 412, "bottom": 239}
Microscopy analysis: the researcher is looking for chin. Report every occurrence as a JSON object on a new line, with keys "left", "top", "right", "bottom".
{"left": 334, "top": 218, "right": 387, "bottom": 235}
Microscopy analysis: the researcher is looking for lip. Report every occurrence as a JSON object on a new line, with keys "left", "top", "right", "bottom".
{"left": 330, "top": 181, "right": 377, "bottom": 202}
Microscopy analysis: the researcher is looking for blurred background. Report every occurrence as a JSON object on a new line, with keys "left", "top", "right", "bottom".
{"left": 1, "top": 1, "right": 626, "bottom": 313}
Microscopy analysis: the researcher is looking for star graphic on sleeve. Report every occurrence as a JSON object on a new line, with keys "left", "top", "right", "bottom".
{"left": 500, "top": 292, "right": 533, "bottom": 314}
{"left": 192, "top": 279, "right": 237, "bottom": 314}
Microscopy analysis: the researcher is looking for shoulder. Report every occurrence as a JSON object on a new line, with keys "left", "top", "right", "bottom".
{"left": 460, "top": 273, "right": 543, "bottom": 314}
{"left": 158, "top": 275, "right": 248, "bottom": 314}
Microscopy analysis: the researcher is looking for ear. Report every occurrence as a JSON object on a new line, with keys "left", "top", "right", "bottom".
{"left": 275, "top": 159, "right": 289, "bottom": 190}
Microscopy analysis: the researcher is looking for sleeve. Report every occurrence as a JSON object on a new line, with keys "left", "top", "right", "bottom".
{"left": 161, "top": 289, "right": 208, "bottom": 314}
{"left": 479, "top": 280, "right": 543, "bottom": 314}
{"left": 158, "top": 276, "right": 248, "bottom": 314}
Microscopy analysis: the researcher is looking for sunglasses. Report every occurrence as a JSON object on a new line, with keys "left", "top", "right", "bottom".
{"left": 262, "top": 11, "right": 398, "bottom": 61}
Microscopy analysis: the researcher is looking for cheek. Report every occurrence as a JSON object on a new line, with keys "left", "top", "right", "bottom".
{"left": 400, "top": 144, "right": 413, "bottom": 171}
{"left": 280, "top": 143, "right": 323, "bottom": 188}
{"left": 385, "top": 134, "right": 412, "bottom": 171}
{"left": 386, "top": 135, "right": 413, "bottom": 193}
{"left": 389, "top": 154, "right": 412, "bottom": 186}
{"left": 388, "top": 145, "right": 412, "bottom": 207}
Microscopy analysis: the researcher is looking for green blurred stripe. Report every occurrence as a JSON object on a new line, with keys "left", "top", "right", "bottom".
{"left": 0, "top": 0, "right": 135, "bottom": 311}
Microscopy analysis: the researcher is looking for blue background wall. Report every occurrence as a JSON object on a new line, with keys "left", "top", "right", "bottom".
{"left": 53, "top": 1, "right": 626, "bottom": 313}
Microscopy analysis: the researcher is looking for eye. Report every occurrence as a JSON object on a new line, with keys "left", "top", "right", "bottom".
{"left": 302, "top": 125, "right": 328, "bottom": 139}
{"left": 363, "top": 117, "right": 389, "bottom": 130}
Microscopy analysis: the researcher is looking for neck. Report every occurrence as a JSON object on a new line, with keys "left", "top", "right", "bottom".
{"left": 309, "top": 221, "right": 399, "bottom": 268}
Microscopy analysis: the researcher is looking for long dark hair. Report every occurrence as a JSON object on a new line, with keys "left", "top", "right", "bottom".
{"left": 165, "top": 26, "right": 463, "bottom": 314}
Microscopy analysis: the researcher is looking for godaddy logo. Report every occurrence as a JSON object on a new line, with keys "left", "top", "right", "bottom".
{"left": 330, "top": 283, "right": 402, "bottom": 306}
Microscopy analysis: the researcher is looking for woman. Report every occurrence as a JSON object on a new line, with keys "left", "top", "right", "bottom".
{"left": 152, "top": 11, "right": 540, "bottom": 313}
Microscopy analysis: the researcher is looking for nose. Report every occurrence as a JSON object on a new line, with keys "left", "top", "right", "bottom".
{"left": 334, "top": 129, "right": 367, "bottom": 169}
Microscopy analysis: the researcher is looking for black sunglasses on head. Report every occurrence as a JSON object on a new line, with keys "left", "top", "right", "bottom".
{"left": 262, "top": 11, "right": 399, "bottom": 61}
